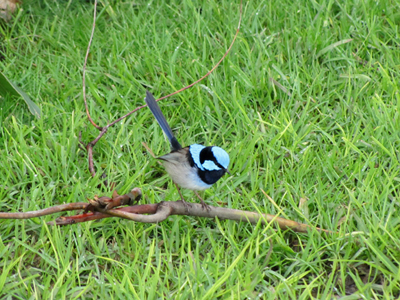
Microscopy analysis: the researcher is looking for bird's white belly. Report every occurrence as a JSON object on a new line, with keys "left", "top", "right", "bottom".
{"left": 162, "top": 160, "right": 212, "bottom": 191}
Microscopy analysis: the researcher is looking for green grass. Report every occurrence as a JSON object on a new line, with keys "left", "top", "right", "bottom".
{"left": 1, "top": 0, "right": 400, "bottom": 298}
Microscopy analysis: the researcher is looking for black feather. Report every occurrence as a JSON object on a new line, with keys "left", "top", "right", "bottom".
{"left": 145, "top": 91, "right": 182, "bottom": 151}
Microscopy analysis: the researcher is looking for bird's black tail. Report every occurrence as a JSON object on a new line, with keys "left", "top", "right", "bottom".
{"left": 145, "top": 91, "right": 182, "bottom": 151}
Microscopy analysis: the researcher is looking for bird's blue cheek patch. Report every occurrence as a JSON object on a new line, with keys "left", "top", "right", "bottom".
{"left": 211, "top": 146, "right": 230, "bottom": 169}
{"left": 189, "top": 144, "right": 205, "bottom": 170}
{"left": 202, "top": 160, "right": 220, "bottom": 171}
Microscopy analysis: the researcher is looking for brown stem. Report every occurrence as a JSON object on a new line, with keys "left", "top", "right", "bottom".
{"left": 82, "top": 0, "right": 102, "bottom": 131}
{"left": 50, "top": 204, "right": 157, "bottom": 225}
{"left": 86, "top": 126, "right": 108, "bottom": 178}
{"left": 0, "top": 185, "right": 333, "bottom": 234}
{"left": 155, "top": 0, "right": 243, "bottom": 103}
{"left": 0, "top": 203, "right": 88, "bottom": 219}
{"left": 50, "top": 201, "right": 332, "bottom": 234}
{"left": 86, "top": 142, "right": 95, "bottom": 178}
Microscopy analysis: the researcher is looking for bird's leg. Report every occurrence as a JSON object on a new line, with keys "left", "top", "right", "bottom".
{"left": 174, "top": 182, "right": 190, "bottom": 212}
{"left": 194, "top": 191, "right": 211, "bottom": 212}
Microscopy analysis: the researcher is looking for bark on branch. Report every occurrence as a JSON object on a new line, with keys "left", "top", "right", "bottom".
{"left": 0, "top": 188, "right": 333, "bottom": 234}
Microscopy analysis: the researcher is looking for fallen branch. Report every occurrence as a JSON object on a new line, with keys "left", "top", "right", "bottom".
{"left": 0, "top": 188, "right": 333, "bottom": 234}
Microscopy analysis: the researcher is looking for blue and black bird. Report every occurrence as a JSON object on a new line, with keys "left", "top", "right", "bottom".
{"left": 145, "top": 91, "right": 230, "bottom": 210}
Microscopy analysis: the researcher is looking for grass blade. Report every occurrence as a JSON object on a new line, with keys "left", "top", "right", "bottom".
{"left": 0, "top": 72, "right": 41, "bottom": 118}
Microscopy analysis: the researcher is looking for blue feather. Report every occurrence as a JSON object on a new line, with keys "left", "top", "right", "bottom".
{"left": 202, "top": 160, "right": 220, "bottom": 171}
{"left": 211, "top": 146, "right": 230, "bottom": 169}
{"left": 189, "top": 144, "right": 205, "bottom": 170}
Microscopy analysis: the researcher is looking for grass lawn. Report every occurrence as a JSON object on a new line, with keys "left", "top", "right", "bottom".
{"left": 1, "top": 0, "right": 400, "bottom": 298}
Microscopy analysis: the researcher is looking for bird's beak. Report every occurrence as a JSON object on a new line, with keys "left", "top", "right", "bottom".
{"left": 226, "top": 169, "right": 231, "bottom": 175}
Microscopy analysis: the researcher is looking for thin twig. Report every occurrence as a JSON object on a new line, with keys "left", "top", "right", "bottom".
{"left": 82, "top": 0, "right": 102, "bottom": 130}
{"left": 154, "top": 0, "right": 243, "bottom": 102}
{"left": 86, "top": 126, "right": 108, "bottom": 177}
{"left": 86, "top": 142, "right": 96, "bottom": 177}
{"left": 0, "top": 203, "right": 88, "bottom": 219}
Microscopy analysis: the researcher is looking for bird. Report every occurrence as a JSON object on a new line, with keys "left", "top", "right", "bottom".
{"left": 145, "top": 90, "right": 230, "bottom": 211}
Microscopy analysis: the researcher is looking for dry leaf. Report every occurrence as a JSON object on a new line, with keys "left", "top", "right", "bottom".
{"left": 0, "top": 0, "right": 20, "bottom": 21}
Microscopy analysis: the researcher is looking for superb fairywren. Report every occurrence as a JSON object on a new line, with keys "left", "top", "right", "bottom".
{"left": 145, "top": 91, "right": 230, "bottom": 210}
